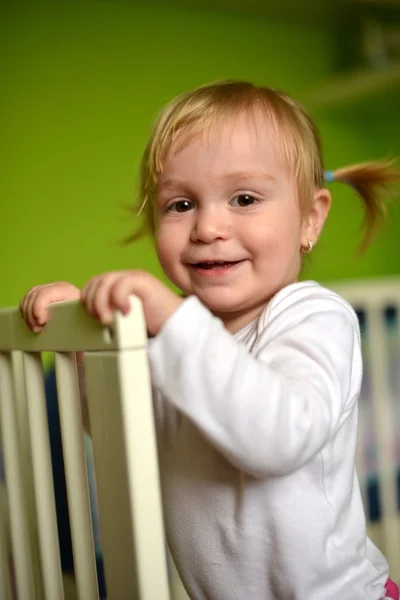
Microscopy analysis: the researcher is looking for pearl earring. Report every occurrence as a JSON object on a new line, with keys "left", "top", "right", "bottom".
{"left": 301, "top": 239, "right": 314, "bottom": 254}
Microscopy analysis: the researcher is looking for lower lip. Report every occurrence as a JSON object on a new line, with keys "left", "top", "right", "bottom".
{"left": 189, "top": 262, "right": 244, "bottom": 278}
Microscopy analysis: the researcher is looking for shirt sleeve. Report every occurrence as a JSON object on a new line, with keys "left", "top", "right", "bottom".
{"left": 148, "top": 292, "right": 361, "bottom": 478}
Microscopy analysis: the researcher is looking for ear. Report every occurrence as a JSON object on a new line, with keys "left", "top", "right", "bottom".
{"left": 301, "top": 188, "right": 331, "bottom": 248}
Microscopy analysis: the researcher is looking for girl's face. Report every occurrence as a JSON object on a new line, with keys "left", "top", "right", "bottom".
{"left": 155, "top": 113, "right": 328, "bottom": 332}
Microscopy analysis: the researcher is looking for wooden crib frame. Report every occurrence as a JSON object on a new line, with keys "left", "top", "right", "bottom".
{"left": 328, "top": 277, "right": 400, "bottom": 582}
{"left": 0, "top": 296, "right": 170, "bottom": 600}
{"left": 0, "top": 277, "right": 399, "bottom": 598}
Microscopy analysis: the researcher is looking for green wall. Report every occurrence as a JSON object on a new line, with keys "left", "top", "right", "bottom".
{"left": 1, "top": 1, "right": 399, "bottom": 309}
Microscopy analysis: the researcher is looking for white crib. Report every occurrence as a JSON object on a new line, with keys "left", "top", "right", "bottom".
{"left": 0, "top": 297, "right": 170, "bottom": 600}
{"left": 328, "top": 277, "right": 400, "bottom": 583}
{"left": 0, "top": 277, "right": 399, "bottom": 599}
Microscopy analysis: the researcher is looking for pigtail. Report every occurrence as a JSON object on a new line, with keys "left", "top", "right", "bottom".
{"left": 327, "top": 159, "right": 400, "bottom": 253}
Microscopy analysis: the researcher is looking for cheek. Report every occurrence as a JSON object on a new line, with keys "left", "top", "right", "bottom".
{"left": 246, "top": 213, "right": 302, "bottom": 258}
{"left": 155, "top": 227, "right": 182, "bottom": 273}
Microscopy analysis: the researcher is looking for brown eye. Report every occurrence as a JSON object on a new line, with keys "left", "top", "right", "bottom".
{"left": 231, "top": 194, "right": 257, "bottom": 207}
{"left": 169, "top": 200, "right": 194, "bottom": 213}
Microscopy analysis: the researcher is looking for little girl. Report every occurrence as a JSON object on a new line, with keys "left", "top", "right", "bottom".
{"left": 20, "top": 81, "right": 400, "bottom": 599}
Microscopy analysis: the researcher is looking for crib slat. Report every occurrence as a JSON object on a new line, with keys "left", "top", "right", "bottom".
{"left": 22, "top": 352, "right": 65, "bottom": 600}
{"left": 0, "top": 474, "right": 13, "bottom": 600}
{"left": 54, "top": 352, "right": 99, "bottom": 600}
{"left": 0, "top": 352, "right": 37, "bottom": 600}
{"left": 84, "top": 349, "right": 170, "bottom": 600}
{"left": 12, "top": 351, "right": 45, "bottom": 598}
{"left": 367, "top": 306, "right": 400, "bottom": 572}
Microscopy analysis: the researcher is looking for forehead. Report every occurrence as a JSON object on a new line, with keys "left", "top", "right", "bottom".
{"left": 162, "top": 111, "right": 290, "bottom": 178}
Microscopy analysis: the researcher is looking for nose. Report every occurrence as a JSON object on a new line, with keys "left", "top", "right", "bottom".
{"left": 190, "top": 205, "right": 231, "bottom": 243}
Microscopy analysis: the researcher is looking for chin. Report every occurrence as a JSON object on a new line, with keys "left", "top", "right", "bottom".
{"left": 194, "top": 290, "right": 246, "bottom": 314}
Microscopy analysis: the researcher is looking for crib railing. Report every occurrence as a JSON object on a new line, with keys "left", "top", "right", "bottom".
{"left": 0, "top": 297, "right": 170, "bottom": 600}
{"left": 328, "top": 277, "right": 400, "bottom": 582}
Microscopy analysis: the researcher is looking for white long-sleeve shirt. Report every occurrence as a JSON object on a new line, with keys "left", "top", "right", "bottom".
{"left": 148, "top": 281, "right": 390, "bottom": 600}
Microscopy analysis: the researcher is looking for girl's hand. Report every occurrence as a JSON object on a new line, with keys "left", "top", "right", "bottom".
{"left": 81, "top": 270, "right": 184, "bottom": 336}
{"left": 19, "top": 282, "right": 81, "bottom": 332}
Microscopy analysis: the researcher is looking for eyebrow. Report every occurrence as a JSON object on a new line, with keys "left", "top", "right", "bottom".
{"left": 157, "top": 178, "right": 190, "bottom": 191}
{"left": 220, "top": 171, "right": 275, "bottom": 182}
{"left": 158, "top": 172, "right": 275, "bottom": 190}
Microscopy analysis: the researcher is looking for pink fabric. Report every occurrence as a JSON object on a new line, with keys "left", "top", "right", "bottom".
{"left": 385, "top": 579, "right": 399, "bottom": 600}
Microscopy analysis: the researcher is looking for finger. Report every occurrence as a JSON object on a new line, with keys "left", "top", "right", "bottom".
{"left": 27, "top": 284, "right": 60, "bottom": 331}
{"left": 19, "top": 291, "right": 33, "bottom": 326}
{"left": 19, "top": 292, "right": 35, "bottom": 330}
{"left": 81, "top": 277, "right": 107, "bottom": 318}
{"left": 19, "top": 285, "right": 42, "bottom": 325}
{"left": 91, "top": 273, "right": 125, "bottom": 324}
{"left": 80, "top": 279, "right": 92, "bottom": 305}
{"left": 23, "top": 283, "right": 80, "bottom": 332}
{"left": 82, "top": 275, "right": 117, "bottom": 321}
{"left": 30, "top": 286, "right": 54, "bottom": 328}
{"left": 26, "top": 287, "right": 47, "bottom": 331}
{"left": 109, "top": 274, "right": 140, "bottom": 316}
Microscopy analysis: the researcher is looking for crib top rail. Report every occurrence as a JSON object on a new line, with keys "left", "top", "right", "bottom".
{"left": 326, "top": 276, "right": 400, "bottom": 308}
{"left": 0, "top": 296, "right": 147, "bottom": 352}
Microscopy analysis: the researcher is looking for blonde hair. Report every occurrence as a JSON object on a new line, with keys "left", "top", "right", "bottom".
{"left": 127, "top": 80, "right": 399, "bottom": 251}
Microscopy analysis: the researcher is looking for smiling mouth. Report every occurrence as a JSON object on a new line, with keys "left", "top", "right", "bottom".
{"left": 190, "top": 260, "right": 242, "bottom": 270}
